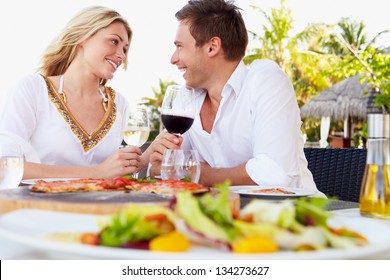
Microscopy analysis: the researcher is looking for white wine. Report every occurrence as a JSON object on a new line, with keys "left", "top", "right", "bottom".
{"left": 0, "top": 156, "right": 24, "bottom": 190}
{"left": 122, "top": 128, "right": 150, "bottom": 147}
{"left": 360, "top": 164, "right": 390, "bottom": 219}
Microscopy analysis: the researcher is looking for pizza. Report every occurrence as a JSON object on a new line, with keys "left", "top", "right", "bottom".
{"left": 247, "top": 188, "right": 295, "bottom": 195}
{"left": 126, "top": 179, "right": 209, "bottom": 197}
{"left": 30, "top": 177, "right": 129, "bottom": 193}
{"left": 30, "top": 176, "right": 209, "bottom": 196}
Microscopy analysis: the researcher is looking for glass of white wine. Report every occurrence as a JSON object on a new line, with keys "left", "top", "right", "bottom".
{"left": 122, "top": 107, "right": 150, "bottom": 147}
{"left": 0, "top": 133, "right": 24, "bottom": 190}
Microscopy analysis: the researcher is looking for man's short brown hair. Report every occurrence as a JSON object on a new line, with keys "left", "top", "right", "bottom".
{"left": 175, "top": 0, "right": 248, "bottom": 61}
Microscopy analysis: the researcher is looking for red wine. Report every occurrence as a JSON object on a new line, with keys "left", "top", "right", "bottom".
{"left": 161, "top": 114, "right": 194, "bottom": 134}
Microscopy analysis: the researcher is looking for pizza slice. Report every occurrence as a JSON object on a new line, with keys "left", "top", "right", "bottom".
{"left": 29, "top": 176, "right": 209, "bottom": 196}
{"left": 29, "top": 176, "right": 138, "bottom": 193}
{"left": 126, "top": 179, "right": 209, "bottom": 197}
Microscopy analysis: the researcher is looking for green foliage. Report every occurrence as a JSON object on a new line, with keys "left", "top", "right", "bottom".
{"left": 334, "top": 47, "right": 390, "bottom": 110}
{"left": 139, "top": 79, "right": 177, "bottom": 141}
{"left": 301, "top": 119, "right": 320, "bottom": 141}
{"left": 368, "top": 52, "right": 390, "bottom": 109}
{"left": 325, "top": 17, "right": 390, "bottom": 111}
{"left": 324, "top": 17, "right": 369, "bottom": 57}
{"left": 247, "top": 0, "right": 294, "bottom": 68}
{"left": 245, "top": 0, "right": 389, "bottom": 139}
{"left": 244, "top": 0, "right": 338, "bottom": 107}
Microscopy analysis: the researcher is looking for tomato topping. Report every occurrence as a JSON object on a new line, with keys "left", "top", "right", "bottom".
{"left": 80, "top": 233, "right": 99, "bottom": 245}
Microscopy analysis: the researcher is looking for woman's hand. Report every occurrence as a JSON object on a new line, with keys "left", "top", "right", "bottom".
{"left": 96, "top": 145, "right": 142, "bottom": 178}
{"left": 148, "top": 131, "right": 182, "bottom": 178}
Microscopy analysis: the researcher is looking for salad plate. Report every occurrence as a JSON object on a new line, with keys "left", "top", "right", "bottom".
{"left": 229, "top": 186, "right": 315, "bottom": 199}
{"left": 0, "top": 209, "right": 390, "bottom": 260}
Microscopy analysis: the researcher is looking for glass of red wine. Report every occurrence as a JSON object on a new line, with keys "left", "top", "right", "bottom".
{"left": 161, "top": 85, "right": 195, "bottom": 135}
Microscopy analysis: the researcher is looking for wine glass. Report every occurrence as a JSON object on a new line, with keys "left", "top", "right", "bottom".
{"left": 0, "top": 134, "right": 24, "bottom": 190}
{"left": 122, "top": 107, "right": 150, "bottom": 147}
{"left": 161, "top": 85, "right": 195, "bottom": 135}
{"left": 161, "top": 149, "right": 200, "bottom": 183}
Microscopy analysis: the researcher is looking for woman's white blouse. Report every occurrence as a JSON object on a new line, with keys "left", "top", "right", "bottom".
{"left": 0, "top": 74, "right": 129, "bottom": 166}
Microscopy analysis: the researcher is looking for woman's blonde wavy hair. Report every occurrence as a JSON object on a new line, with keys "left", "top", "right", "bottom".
{"left": 38, "top": 6, "right": 132, "bottom": 86}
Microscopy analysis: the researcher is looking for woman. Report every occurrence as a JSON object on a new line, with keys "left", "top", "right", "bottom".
{"left": 0, "top": 6, "right": 149, "bottom": 179}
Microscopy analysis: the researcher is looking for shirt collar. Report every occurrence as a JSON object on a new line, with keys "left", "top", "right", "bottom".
{"left": 194, "top": 60, "right": 247, "bottom": 98}
{"left": 222, "top": 60, "right": 247, "bottom": 97}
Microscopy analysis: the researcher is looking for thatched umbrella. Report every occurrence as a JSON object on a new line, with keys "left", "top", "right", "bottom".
{"left": 300, "top": 75, "right": 379, "bottom": 146}
{"left": 300, "top": 75, "right": 375, "bottom": 121}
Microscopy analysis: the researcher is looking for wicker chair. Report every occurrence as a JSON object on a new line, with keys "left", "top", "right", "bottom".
{"left": 304, "top": 148, "right": 367, "bottom": 202}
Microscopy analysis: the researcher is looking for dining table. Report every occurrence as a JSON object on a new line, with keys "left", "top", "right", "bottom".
{"left": 1, "top": 193, "right": 389, "bottom": 260}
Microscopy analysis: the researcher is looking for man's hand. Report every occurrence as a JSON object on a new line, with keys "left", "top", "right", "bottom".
{"left": 148, "top": 131, "right": 183, "bottom": 178}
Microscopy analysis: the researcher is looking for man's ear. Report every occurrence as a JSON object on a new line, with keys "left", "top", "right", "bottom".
{"left": 207, "top": 36, "right": 222, "bottom": 56}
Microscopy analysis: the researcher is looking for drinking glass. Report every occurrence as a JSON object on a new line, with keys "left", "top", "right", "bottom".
{"left": 161, "top": 149, "right": 200, "bottom": 183}
{"left": 0, "top": 135, "right": 24, "bottom": 190}
{"left": 161, "top": 85, "right": 195, "bottom": 135}
{"left": 122, "top": 107, "right": 150, "bottom": 147}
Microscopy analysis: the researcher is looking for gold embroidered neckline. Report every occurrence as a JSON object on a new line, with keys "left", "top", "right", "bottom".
{"left": 41, "top": 75, "right": 117, "bottom": 152}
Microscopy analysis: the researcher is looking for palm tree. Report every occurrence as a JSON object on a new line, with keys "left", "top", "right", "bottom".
{"left": 243, "top": 0, "right": 389, "bottom": 144}
{"left": 244, "top": 0, "right": 336, "bottom": 106}
{"left": 244, "top": 0, "right": 293, "bottom": 69}
{"left": 324, "top": 18, "right": 389, "bottom": 110}
{"left": 325, "top": 18, "right": 368, "bottom": 57}
{"left": 325, "top": 17, "right": 389, "bottom": 57}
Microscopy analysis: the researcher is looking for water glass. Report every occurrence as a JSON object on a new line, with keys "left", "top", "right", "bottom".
{"left": 0, "top": 138, "right": 24, "bottom": 190}
{"left": 161, "top": 149, "right": 200, "bottom": 183}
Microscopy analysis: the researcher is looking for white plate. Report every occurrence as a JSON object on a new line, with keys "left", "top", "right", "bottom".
{"left": 229, "top": 186, "right": 315, "bottom": 199}
{"left": 21, "top": 178, "right": 80, "bottom": 185}
{"left": 0, "top": 209, "right": 390, "bottom": 259}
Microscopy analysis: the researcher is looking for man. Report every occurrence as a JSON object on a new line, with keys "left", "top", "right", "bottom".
{"left": 149, "top": 0, "right": 318, "bottom": 193}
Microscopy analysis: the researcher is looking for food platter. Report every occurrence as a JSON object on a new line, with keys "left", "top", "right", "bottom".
{"left": 229, "top": 186, "right": 315, "bottom": 199}
{"left": 0, "top": 209, "right": 390, "bottom": 259}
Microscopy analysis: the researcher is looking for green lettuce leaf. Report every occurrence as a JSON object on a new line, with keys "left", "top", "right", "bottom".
{"left": 176, "top": 191, "right": 232, "bottom": 242}
{"left": 198, "top": 181, "right": 238, "bottom": 239}
{"left": 98, "top": 205, "right": 177, "bottom": 247}
{"left": 294, "top": 197, "right": 333, "bottom": 227}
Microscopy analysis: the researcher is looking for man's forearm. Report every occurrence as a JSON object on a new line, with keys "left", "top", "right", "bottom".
{"left": 199, "top": 163, "right": 256, "bottom": 187}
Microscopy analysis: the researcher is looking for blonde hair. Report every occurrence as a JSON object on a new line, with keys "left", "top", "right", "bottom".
{"left": 38, "top": 6, "right": 132, "bottom": 85}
